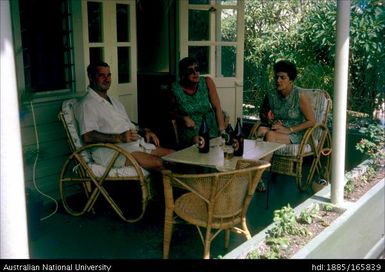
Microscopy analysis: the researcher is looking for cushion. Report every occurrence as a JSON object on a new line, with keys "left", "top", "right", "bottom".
{"left": 89, "top": 163, "right": 150, "bottom": 178}
{"left": 273, "top": 143, "right": 313, "bottom": 156}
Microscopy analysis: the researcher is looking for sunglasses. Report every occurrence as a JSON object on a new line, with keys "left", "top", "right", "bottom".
{"left": 186, "top": 66, "right": 200, "bottom": 75}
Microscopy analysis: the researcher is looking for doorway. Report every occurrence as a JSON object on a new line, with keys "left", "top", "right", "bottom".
{"left": 136, "top": 0, "right": 177, "bottom": 149}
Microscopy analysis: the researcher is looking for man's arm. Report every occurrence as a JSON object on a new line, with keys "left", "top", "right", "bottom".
{"left": 82, "top": 130, "right": 138, "bottom": 144}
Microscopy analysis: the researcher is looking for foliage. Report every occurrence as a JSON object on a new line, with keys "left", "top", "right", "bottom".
{"left": 267, "top": 204, "right": 308, "bottom": 238}
{"left": 344, "top": 179, "right": 355, "bottom": 194}
{"left": 355, "top": 122, "right": 385, "bottom": 168}
{"left": 243, "top": 0, "right": 385, "bottom": 117}
{"left": 348, "top": 1, "right": 385, "bottom": 113}
{"left": 345, "top": 120, "right": 383, "bottom": 195}
{"left": 248, "top": 202, "right": 341, "bottom": 259}
{"left": 250, "top": 204, "right": 308, "bottom": 259}
{"left": 323, "top": 203, "right": 335, "bottom": 213}
{"left": 298, "top": 203, "right": 321, "bottom": 225}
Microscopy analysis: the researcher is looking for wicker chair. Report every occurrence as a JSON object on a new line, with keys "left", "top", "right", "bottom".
{"left": 249, "top": 89, "right": 332, "bottom": 191}
{"left": 58, "top": 98, "right": 151, "bottom": 222}
{"left": 162, "top": 159, "right": 270, "bottom": 259}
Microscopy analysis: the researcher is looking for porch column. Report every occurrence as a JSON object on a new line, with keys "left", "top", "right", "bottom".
{"left": 331, "top": 0, "right": 351, "bottom": 205}
{"left": 0, "top": 0, "right": 30, "bottom": 258}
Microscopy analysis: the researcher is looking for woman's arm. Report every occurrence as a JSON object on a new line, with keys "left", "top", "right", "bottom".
{"left": 206, "top": 77, "right": 225, "bottom": 132}
{"left": 168, "top": 90, "right": 196, "bottom": 128}
{"left": 290, "top": 92, "right": 316, "bottom": 133}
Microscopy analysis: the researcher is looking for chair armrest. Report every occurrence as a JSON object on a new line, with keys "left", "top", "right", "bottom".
{"left": 71, "top": 143, "right": 146, "bottom": 181}
{"left": 248, "top": 120, "right": 262, "bottom": 139}
{"left": 297, "top": 123, "right": 331, "bottom": 157}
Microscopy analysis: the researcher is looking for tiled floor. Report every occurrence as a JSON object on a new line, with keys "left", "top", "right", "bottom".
{"left": 27, "top": 173, "right": 313, "bottom": 259}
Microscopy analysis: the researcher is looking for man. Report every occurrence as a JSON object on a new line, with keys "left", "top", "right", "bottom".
{"left": 75, "top": 61, "right": 173, "bottom": 171}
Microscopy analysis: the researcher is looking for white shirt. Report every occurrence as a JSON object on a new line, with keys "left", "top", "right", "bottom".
{"left": 75, "top": 86, "right": 136, "bottom": 136}
{"left": 74, "top": 87, "right": 155, "bottom": 166}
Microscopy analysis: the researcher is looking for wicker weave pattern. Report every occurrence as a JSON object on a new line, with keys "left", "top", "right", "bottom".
{"left": 162, "top": 160, "right": 270, "bottom": 259}
{"left": 59, "top": 98, "right": 150, "bottom": 222}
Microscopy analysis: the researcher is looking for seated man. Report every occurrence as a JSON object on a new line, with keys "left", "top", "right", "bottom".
{"left": 75, "top": 61, "right": 174, "bottom": 171}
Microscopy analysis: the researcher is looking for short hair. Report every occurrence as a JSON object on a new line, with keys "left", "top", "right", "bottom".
{"left": 87, "top": 61, "right": 110, "bottom": 77}
{"left": 273, "top": 60, "right": 297, "bottom": 81}
{"left": 178, "top": 56, "right": 198, "bottom": 79}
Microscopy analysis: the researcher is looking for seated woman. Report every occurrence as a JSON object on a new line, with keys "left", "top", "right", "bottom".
{"left": 256, "top": 60, "right": 316, "bottom": 191}
{"left": 170, "top": 57, "right": 225, "bottom": 149}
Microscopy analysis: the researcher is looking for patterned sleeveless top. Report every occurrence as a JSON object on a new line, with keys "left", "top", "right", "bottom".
{"left": 267, "top": 86, "right": 305, "bottom": 144}
{"left": 172, "top": 77, "right": 219, "bottom": 147}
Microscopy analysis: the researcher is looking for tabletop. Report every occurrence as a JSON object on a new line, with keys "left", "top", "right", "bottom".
{"left": 162, "top": 137, "right": 285, "bottom": 171}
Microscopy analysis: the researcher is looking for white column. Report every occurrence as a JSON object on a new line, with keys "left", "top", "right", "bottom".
{"left": 331, "top": 0, "right": 351, "bottom": 205}
{"left": 0, "top": 0, "right": 30, "bottom": 258}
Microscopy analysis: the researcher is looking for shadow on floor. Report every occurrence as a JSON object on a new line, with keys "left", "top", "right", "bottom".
{"left": 28, "top": 174, "right": 314, "bottom": 259}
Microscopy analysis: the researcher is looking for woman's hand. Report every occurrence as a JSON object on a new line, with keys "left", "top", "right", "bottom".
{"left": 192, "top": 135, "right": 199, "bottom": 145}
{"left": 144, "top": 131, "right": 160, "bottom": 146}
{"left": 183, "top": 116, "right": 195, "bottom": 128}
{"left": 271, "top": 121, "right": 291, "bottom": 134}
{"left": 267, "top": 110, "right": 275, "bottom": 121}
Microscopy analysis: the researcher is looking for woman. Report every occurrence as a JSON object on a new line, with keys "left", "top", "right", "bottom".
{"left": 257, "top": 60, "right": 316, "bottom": 191}
{"left": 258, "top": 60, "right": 315, "bottom": 145}
{"left": 171, "top": 57, "right": 225, "bottom": 148}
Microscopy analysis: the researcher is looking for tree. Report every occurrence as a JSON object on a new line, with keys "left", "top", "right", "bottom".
{"left": 243, "top": 0, "right": 385, "bottom": 116}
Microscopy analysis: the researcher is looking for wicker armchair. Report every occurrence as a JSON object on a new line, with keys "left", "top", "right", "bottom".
{"left": 58, "top": 98, "right": 151, "bottom": 222}
{"left": 249, "top": 89, "right": 332, "bottom": 191}
{"left": 161, "top": 159, "right": 270, "bottom": 259}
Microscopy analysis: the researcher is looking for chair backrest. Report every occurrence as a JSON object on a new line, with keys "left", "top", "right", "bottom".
{"left": 59, "top": 98, "right": 93, "bottom": 163}
{"left": 164, "top": 160, "right": 270, "bottom": 220}
{"left": 301, "top": 88, "right": 331, "bottom": 140}
{"left": 301, "top": 88, "right": 331, "bottom": 124}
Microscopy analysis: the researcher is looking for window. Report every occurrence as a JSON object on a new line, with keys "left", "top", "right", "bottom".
{"left": 18, "top": 0, "right": 74, "bottom": 93}
{"left": 185, "top": 0, "right": 239, "bottom": 77}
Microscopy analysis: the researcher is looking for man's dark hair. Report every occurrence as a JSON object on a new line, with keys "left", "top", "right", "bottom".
{"left": 87, "top": 61, "right": 110, "bottom": 76}
{"left": 178, "top": 56, "right": 198, "bottom": 79}
{"left": 273, "top": 60, "right": 297, "bottom": 81}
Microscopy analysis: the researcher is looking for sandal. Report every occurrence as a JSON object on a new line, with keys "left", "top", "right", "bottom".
{"left": 257, "top": 180, "right": 267, "bottom": 192}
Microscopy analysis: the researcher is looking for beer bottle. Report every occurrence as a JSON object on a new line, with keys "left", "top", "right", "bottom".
{"left": 198, "top": 116, "right": 210, "bottom": 153}
{"left": 232, "top": 117, "right": 244, "bottom": 156}
{"left": 224, "top": 123, "right": 234, "bottom": 146}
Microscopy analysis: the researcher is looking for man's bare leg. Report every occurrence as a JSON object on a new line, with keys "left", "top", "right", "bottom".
{"left": 128, "top": 147, "right": 174, "bottom": 171}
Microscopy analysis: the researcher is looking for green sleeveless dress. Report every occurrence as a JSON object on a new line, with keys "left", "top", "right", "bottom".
{"left": 267, "top": 86, "right": 305, "bottom": 144}
{"left": 172, "top": 77, "right": 219, "bottom": 147}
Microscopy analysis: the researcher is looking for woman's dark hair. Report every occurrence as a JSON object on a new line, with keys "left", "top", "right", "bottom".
{"left": 87, "top": 61, "right": 109, "bottom": 77}
{"left": 273, "top": 60, "right": 297, "bottom": 81}
{"left": 178, "top": 56, "right": 198, "bottom": 79}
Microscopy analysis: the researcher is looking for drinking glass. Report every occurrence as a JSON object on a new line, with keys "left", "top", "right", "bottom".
{"left": 223, "top": 146, "right": 234, "bottom": 160}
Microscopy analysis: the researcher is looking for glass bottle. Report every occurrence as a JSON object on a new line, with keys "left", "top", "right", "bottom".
{"left": 224, "top": 123, "right": 234, "bottom": 146}
{"left": 232, "top": 117, "right": 244, "bottom": 156}
{"left": 198, "top": 116, "right": 210, "bottom": 153}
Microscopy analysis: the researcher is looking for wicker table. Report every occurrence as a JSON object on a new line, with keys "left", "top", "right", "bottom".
{"left": 162, "top": 137, "right": 284, "bottom": 171}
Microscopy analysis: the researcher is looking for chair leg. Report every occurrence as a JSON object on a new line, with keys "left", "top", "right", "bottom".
{"left": 265, "top": 173, "right": 274, "bottom": 209}
{"left": 203, "top": 228, "right": 213, "bottom": 259}
{"left": 240, "top": 218, "right": 251, "bottom": 240}
{"left": 224, "top": 229, "right": 230, "bottom": 249}
{"left": 265, "top": 178, "right": 270, "bottom": 209}
{"left": 163, "top": 208, "right": 174, "bottom": 259}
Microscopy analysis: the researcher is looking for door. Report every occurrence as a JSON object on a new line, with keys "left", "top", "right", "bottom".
{"left": 179, "top": 0, "right": 245, "bottom": 125}
{"left": 83, "top": 0, "right": 138, "bottom": 121}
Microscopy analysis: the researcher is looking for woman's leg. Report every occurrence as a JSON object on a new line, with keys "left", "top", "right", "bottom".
{"left": 261, "top": 130, "right": 291, "bottom": 162}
